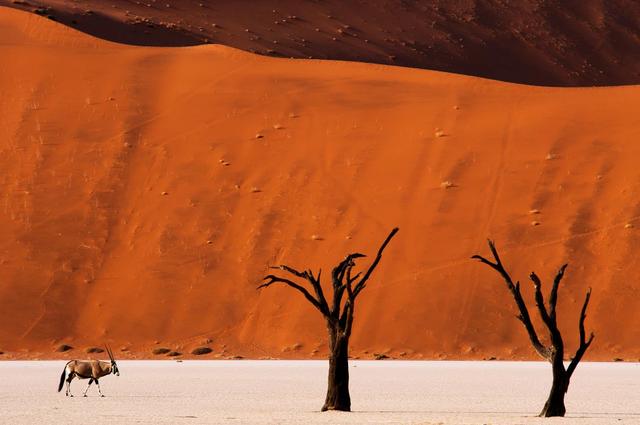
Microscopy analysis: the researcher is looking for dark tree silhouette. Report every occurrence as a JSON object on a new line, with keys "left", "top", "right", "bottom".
{"left": 259, "top": 227, "right": 399, "bottom": 412}
{"left": 472, "top": 240, "right": 594, "bottom": 417}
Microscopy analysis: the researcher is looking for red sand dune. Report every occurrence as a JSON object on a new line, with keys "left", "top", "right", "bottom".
{"left": 1, "top": 6, "right": 640, "bottom": 360}
{"left": 2, "top": 0, "right": 640, "bottom": 86}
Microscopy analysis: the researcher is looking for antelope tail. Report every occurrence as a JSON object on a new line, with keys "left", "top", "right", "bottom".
{"left": 58, "top": 362, "right": 69, "bottom": 392}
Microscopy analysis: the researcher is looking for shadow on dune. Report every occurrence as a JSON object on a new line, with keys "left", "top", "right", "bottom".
{"left": 5, "top": 4, "right": 201, "bottom": 46}
{"left": 3, "top": 0, "right": 640, "bottom": 86}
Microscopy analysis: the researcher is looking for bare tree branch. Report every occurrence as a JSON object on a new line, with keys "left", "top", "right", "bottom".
{"left": 530, "top": 272, "right": 563, "bottom": 356}
{"left": 578, "top": 288, "right": 592, "bottom": 345}
{"left": 473, "top": 241, "right": 549, "bottom": 359}
{"left": 310, "top": 269, "right": 331, "bottom": 317}
{"left": 333, "top": 254, "right": 365, "bottom": 286}
{"left": 260, "top": 227, "right": 399, "bottom": 413}
{"left": 567, "top": 288, "right": 594, "bottom": 378}
{"left": 330, "top": 254, "right": 363, "bottom": 317}
{"left": 473, "top": 240, "right": 595, "bottom": 417}
{"left": 548, "top": 264, "right": 568, "bottom": 322}
{"left": 272, "top": 264, "right": 307, "bottom": 278}
{"left": 530, "top": 272, "right": 552, "bottom": 325}
{"left": 259, "top": 275, "right": 326, "bottom": 316}
{"left": 348, "top": 271, "right": 361, "bottom": 285}
{"left": 270, "top": 265, "right": 331, "bottom": 316}
{"left": 352, "top": 227, "right": 399, "bottom": 298}
{"left": 340, "top": 279, "right": 355, "bottom": 337}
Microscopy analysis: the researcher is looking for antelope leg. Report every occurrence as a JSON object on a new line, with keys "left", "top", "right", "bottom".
{"left": 96, "top": 379, "right": 104, "bottom": 397}
{"left": 83, "top": 379, "right": 93, "bottom": 397}
{"left": 66, "top": 378, "right": 72, "bottom": 397}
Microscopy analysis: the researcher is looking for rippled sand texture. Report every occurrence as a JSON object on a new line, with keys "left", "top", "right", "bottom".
{"left": 1, "top": 7, "right": 640, "bottom": 360}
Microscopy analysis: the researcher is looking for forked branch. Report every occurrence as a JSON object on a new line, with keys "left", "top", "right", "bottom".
{"left": 530, "top": 272, "right": 563, "bottom": 349}
{"left": 473, "top": 239, "right": 595, "bottom": 417}
{"left": 567, "top": 288, "right": 595, "bottom": 377}
{"left": 352, "top": 227, "right": 399, "bottom": 298}
{"left": 259, "top": 228, "right": 399, "bottom": 327}
{"left": 548, "top": 264, "right": 568, "bottom": 322}
{"left": 472, "top": 240, "right": 549, "bottom": 359}
{"left": 259, "top": 274, "right": 328, "bottom": 316}
{"left": 331, "top": 254, "right": 364, "bottom": 317}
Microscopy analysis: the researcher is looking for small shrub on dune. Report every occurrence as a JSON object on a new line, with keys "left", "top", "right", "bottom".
{"left": 56, "top": 344, "right": 73, "bottom": 352}
{"left": 85, "top": 347, "right": 104, "bottom": 354}
{"left": 152, "top": 347, "right": 171, "bottom": 355}
{"left": 191, "top": 347, "right": 213, "bottom": 355}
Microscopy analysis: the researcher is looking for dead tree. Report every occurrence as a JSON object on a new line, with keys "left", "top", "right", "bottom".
{"left": 472, "top": 240, "right": 594, "bottom": 417}
{"left": 259, "top": 227, "right": 399, "bottom": 412}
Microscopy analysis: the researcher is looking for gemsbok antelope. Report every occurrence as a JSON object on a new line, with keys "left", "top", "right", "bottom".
{"left": 57, "top": 346, "right": 120, "bottom": 397}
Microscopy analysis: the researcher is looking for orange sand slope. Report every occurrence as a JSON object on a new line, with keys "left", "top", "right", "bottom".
{"left": 1, "top": 7, "right": 640, "bottom": 360}
{"left": 3, "top": 0, "right": 640, "bottom": 86}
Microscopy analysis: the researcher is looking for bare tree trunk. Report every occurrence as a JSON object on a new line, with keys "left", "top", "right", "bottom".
{"left": 473, "top": 240, "right": 594, "bottom": 418}
{"left": 540, "top": 357, "right": 568, "bottom": 417}
{"left": 322, "top": 328, "right": 351, "bottom": 411}
{"left": 260, "top": 228, "right": 398, "bottom": 412}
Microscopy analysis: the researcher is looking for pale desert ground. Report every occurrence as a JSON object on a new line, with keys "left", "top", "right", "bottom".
{"left": 0, "top": 361, "right": 638, "bottom": 424}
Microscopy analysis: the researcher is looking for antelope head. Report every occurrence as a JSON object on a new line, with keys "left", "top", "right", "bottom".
{"left": 105, "top": 345, "right": 120, "bottom": 376}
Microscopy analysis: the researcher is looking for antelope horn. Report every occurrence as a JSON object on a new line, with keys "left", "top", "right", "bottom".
{"left": 105, "top": 345, "right": 114, "bottom": 362}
